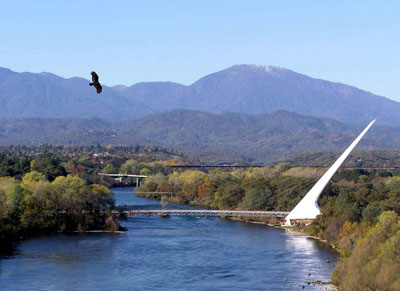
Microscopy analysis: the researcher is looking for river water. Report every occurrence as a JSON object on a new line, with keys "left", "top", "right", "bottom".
{"left": 0, "top": 187, "right": 337, "bottom": 290}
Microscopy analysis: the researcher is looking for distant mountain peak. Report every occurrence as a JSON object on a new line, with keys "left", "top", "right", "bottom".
{"left": 228, "top": 64, "right": 291, "bottom": 76}
{"left": 249, "top": 64, "right": 278, "bottom": 70}
{"left": 263, "top": 65, "right": 287, "bottom": 73}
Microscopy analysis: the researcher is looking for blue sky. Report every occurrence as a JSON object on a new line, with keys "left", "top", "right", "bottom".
{"left": 1, "top": 1, "right": 399, "bottom": 101}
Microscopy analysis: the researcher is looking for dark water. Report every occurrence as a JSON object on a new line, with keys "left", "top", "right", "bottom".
{"left": 0, "top": 187, "right": 337, "bottom": 290}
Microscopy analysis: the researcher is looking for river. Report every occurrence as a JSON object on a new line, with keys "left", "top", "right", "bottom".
{"left": 0, "top": 187, "right": 337, "bottom": 290}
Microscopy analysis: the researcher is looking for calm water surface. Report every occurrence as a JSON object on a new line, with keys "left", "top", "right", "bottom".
{"left": 0, "top": 187, "right": 337, "bottom": 290}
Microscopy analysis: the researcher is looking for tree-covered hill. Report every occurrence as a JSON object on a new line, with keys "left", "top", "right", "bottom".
{"left": 118, "top": 110, "right": 400, "bottom": 163}
{"left": 284, "top": 151, "right": 400, "bottom": 169}
{"left": 1, "top": 110, "right": 400, "bottom": 163}
{"left": 0, "top": 117, "right": 119, "bottom": 145}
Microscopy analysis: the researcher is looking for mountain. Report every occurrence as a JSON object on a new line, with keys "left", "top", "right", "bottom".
{"left": 0, "top": 68, "right": 154, "bottom": 121}
{"left": 2, "top": 65, "right": 400, "bottom": 126}
{"left": 120, "top": 81, "right": 186, "bottom": 112}
{"left": 1, "top": 110, "right": 400, "bottom": 163}
{"left": 118, "top": 110, "right": 400, "bottom": 162}
{"left": 0, "top": 117, "right": 119, "bottom": 145}
{"left": 117, "top": 65, "right": 400, "bottom": 126}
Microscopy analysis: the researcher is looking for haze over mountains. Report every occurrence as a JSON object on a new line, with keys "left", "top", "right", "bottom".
{"left": 1, "top": 65, "right": 400, "bottom": 126}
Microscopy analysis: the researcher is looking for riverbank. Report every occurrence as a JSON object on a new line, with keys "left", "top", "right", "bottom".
{"left": 225, "top": 216, "right": 340, "bottom": 253}
{"left": 284, "top": 226, "right": 341, "bottom": 254}
{"left": 0, "top": 220, "right": 125, "bottom": 253}
{"left": 223, "top": 217, "right": 337, "bottom": 289}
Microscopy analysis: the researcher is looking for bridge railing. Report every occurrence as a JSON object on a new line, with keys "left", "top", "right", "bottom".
{"left": 114, "top": 209, "right": 289, "bottom": 218}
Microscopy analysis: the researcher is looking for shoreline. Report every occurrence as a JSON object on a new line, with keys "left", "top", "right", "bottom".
{"left": 1, "top": 224, "right": 125, "bottom": 250}
{"left": 283, "top": 227, "right": 340, "bottom": 253}
{"left": 57, "top": 230, "right": 126, "bottom": 233}
{"left": 225, "top": 216, "right": 340, "bottom": 252}
{"left": 131, "top": 191, "right": 339, "bottom": 288}
{"left": 222, "top": 217, "right": 337, "bottom": 289}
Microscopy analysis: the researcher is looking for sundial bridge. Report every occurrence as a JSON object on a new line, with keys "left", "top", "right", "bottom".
{"left": 107, "top": 120, "right": 376, "bottom": 226}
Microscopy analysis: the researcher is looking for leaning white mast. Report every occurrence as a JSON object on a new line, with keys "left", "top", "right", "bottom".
{"left": 285, "top": 119, "right": 376, "bottom": 226}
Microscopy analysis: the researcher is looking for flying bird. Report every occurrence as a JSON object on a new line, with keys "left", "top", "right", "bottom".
{"left": 89, "top": 71, "right": 102, "bottom": 94}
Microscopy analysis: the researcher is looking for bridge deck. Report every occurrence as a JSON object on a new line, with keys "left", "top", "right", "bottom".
{"left": 98, "top": 173, "right": 147, "bottom": 178}
{"left": 117, "top": 209, "right": 289, "bottom": 218}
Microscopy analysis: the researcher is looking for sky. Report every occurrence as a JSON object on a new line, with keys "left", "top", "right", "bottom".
{"left": 1, "top": 0, "right": 399, "bottom": 101}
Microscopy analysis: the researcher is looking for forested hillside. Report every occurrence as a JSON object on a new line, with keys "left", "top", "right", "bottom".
{"left": 285, "top": 151, "right": 400, "bottom": 168}
{"left": 1, "top": 110, "right": 400, "bottom": 164}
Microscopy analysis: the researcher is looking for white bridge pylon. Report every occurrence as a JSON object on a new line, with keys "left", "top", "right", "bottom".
{"left": 285, "top": 119, "right": 376, "bottom": 226}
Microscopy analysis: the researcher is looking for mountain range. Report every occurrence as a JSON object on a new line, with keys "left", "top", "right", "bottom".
{"left": 0, "top": 67, "right": 154, "bottom": 121}
{"left": 1, "top": 110, "right": 400, "bottom": 163}
{"left": 1, "top": 65, "right": 400, "bottom": 126}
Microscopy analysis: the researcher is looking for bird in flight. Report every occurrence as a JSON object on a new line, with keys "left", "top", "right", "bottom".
{"left": 89, "top": 71, "right": 102, "bottom": 94}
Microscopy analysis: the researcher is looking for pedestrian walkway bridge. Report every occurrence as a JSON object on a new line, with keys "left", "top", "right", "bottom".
{"left": 117, "top": 209, "right": 289, "bottom": 218}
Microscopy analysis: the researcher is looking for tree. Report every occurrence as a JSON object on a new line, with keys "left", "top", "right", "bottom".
{"left": 216, "top": 184, "right": 244, "bottom": 210}
{"left": 31, "top": 151, "right": 66, "bottom": 181}
{"left": 102, "top": 164, "right": 116, "bottom": 174}
{"left": 362, "top": 204, "right": 382, "bottom": 224}
{"left": 242, "top": 186, "right": 274, "bottom": 211}
{"left": 333, "top": 211, "right": 400, "bottom": 290}
{"left": 119, "top": 159, "right": 140, "bottom": 174}
{"left": 140, "top": 168, "right": 151, "bottom": 176}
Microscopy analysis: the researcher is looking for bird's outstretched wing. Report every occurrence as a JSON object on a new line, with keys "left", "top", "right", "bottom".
{"left": 94, "top": 83, "right": 102, "bottom": 94}
{"left": 89, "top": 71, "right": 102, "bottom": 94}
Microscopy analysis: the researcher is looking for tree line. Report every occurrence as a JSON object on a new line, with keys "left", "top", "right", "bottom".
{"left": 0, "top": 146, "right": 188, "bottom": 185}
{"left": 0, "top": 146, "right": 190, "bottom": 249}
{"left": 0, "top": 172, "right": 118, "bottom": 248}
